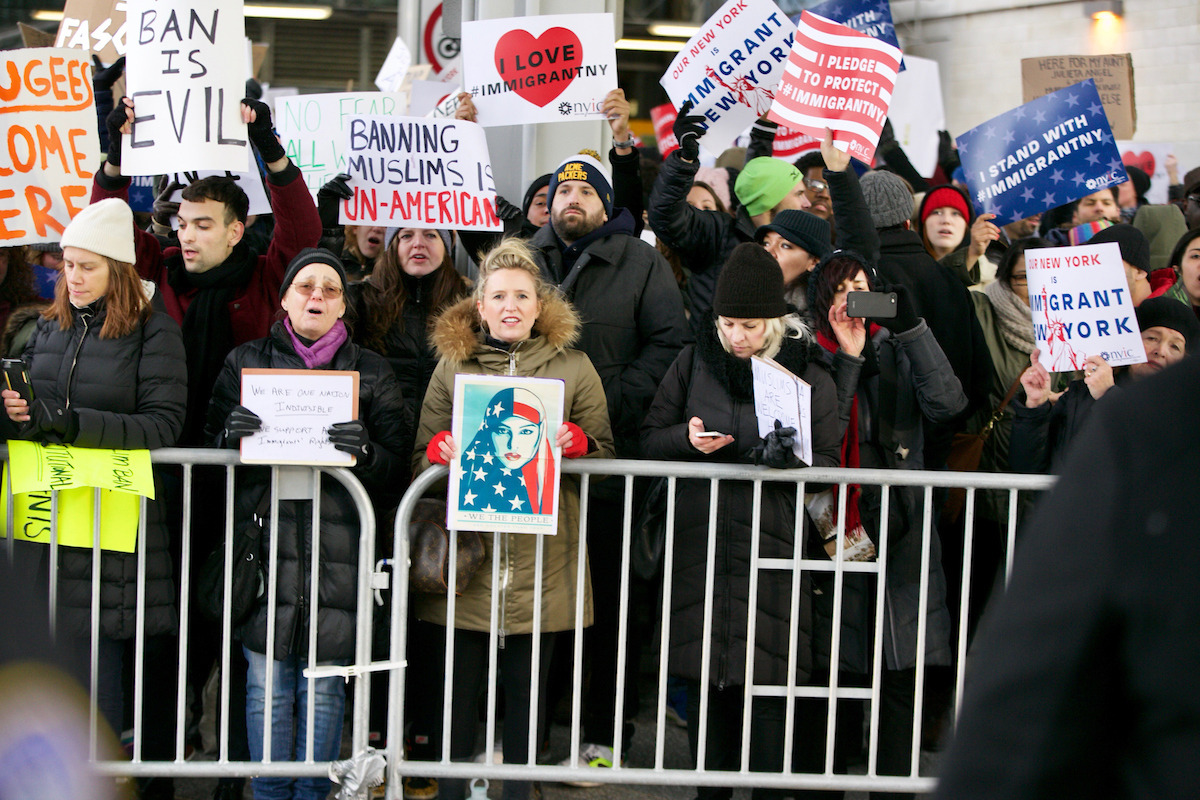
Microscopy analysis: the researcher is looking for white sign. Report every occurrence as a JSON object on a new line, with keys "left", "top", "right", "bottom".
{"left": 436, "top": 55, "right": 463, "bottom": 86}
{"left": 1026, "top": 242, "right": 1146, "bottom": 373}
{"left": 375, "top": 36, "right": 413, "bottom": 93}
{"left": 661, "top": 0, "right": 797, "bottom": 152}
{"left": 122, "top": 0, "right": 248, "bottom": 175}
{"left": 339, "top": 115, "right": 502, "bottom": 231}
{"left": 165, "top": 147, "right": 272, "bottom": 228}
{"left": 426, "top": 86, "right": 463, "bottom": 119}
{"left": 240, "top": 369, "right": 360, "bottom": 466}
{"left": 410, "top": 80, "right": 457, "bottom": 117}
{"left": 0, "top": 49, "right": 100, "bottom": 246}
{"left": 56, "top": 0, "right": 128, "bottom": 64}
{"left": 887, "top": 55, "right": 944, "bottom": 178}
{"left": 751, "top": 356, "right": 812, "bottom": 466}
{"left": 1114, "top": 142, "right": 1176, "bottom": 206}
{"left": 276, "top": 92, "right": 409, "bottom": 200}
{"left": 461, "top": 13, "right": 618, "bottom": 126}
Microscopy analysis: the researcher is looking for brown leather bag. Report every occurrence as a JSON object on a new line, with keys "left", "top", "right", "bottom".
{"left": 408, "top": 498, "right": 485, "bottom": 595}
{"left": 943, "top": 375, "right": 1024, "bottom": 522}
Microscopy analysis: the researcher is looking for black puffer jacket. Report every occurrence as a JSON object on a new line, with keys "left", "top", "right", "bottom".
{"left": 641, "top": 323, "right": 841, "bottom": 688}
{"left": 205, "top": 322, "right": 411, "bottom": 661}
{"left": 19, "top": 300, "right": 187, "bottom": 640}
{"left": 648, "top": 151, "right": 758, "bottom": 323}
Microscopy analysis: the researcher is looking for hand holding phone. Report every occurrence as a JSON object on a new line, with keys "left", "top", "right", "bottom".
{"left": 2, "top": 358, "right": 33, "bottom": 423}
{"left": 846, "top": 291, "right": 897, "bottom": 319}
{"left": 696, "top": 431, "right": 727, "bottom": 438}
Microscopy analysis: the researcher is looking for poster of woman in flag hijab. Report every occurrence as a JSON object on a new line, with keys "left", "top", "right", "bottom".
{"left": 448, "top": 374, "right": 565, "bottom": 535}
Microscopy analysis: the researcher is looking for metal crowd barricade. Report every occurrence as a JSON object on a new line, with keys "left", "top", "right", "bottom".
{"left": 1, "top": 446, "right": 381, "bottom": 786}
{"left": 386, "top": 459, "right": 1055, "bottom": 797}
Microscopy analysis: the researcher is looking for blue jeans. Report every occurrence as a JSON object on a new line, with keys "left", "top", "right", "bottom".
{"left": 244, "top": 646, "right": 348, "bottom": 800}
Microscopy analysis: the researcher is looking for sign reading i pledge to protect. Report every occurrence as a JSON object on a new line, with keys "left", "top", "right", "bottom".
{"left": 1025, "top": 242, "right": 1146, "bottom": 373}
{"left": 660, "top": 0, "right": 797, "bottom": 153}
{"left": 461, "top": 13, "right": 618, "bottom": 126}
{"left": 240, "top": 369, "right": 360, "bottom": 466}
{"left": 339, "top": 115, "right": 501, "bottom": 231}
{"left": 122, "top": 0, "right": 248, "bottom": 175}
{"left": 768, "top": 11, "right": 902, "bottom": 164}
{"left": 0, "top": 48, "right": 99, "bottom": 246}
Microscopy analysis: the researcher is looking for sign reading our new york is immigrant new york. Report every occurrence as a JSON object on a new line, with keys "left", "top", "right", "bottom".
{"left": 956, "top": 78, "right": 1128, "bottom": 227}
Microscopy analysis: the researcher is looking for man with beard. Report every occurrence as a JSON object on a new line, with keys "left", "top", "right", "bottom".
{"left": 530, "top": 153, "right": 691, "bottom": 783}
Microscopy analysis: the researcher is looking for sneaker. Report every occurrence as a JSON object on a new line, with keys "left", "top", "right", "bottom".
{"left": 558, "top": 743, "right": 615, "bottom": 787}
{"left": 473, "top": 743, "right": 503, "bottom": 764}
{"left": 402, "top": 776, "right": 439, "bottom": 800}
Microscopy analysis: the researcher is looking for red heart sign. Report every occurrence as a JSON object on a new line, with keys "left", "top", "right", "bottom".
{"left": 494, "top": 27, "right": 583, "bottom": 108}
{"left": 1122, "top": 150, "right": 1156, "bottom": 177}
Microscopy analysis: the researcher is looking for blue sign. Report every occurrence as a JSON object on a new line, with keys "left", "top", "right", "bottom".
{"left": 956, "top": 79, "right": 1127, "bottom": 226}
{"left": 792, "top": 0, "right": 904, "bottom": 71}
{"left": 128, "top": 175, "right": 156, "bottom": 213}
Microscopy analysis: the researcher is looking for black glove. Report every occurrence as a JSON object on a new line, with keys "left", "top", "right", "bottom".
{"left": 877, "top": 118, "right": 896, "bottom": 153}
{"left": 92, "top": 55, "right": 126, "bottom": 92}
{"left": 495, "top": 194, "right": 523, "bottom": 221}
{"left": 672, "top": 100, "right": 706, "bottom": 162}
{"left": 754, "top": 419, "right": 800, "bottom": 469}
{"left": 30, "top": 400, "right": 79, "bottom": 443}
{"left": 104, "top": 100, "right": 129, "bottom": 166}
{"left": 223, "top": 405, "right": 262, "bottom": 444}
{"left": 243, "top": 97, "right": 286, "bottom": 164}
{"left": 152, "top": 180, "right": 184, "bottom": 231}
{"left": 878, "top": 283, "right": 920, "bottom": 335}
{"left": 938, "top": 130, "right": 960, "bottom": 175}
{"left": 317, "top": 172, "right": 353, "bottom": 229}
{"left": 328, "top": 420, "right": 370, "bottom": 457}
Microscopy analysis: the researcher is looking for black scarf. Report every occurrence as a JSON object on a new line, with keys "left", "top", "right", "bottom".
{"left": 168, "top": 241, "right": 257, "bottom": 445}
{"left": 694, "top": 319, "right": 819, "bottom": 401}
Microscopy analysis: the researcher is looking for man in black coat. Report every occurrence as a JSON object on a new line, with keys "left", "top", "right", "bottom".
{"left": 531, "top": 152, "right": 692, "bottom": 775}
{"left": 934, "top": 353, "right": 1200, "bottom": 800}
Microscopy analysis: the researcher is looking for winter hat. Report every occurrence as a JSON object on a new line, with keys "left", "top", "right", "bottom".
{"left": 1089, "top": 223, "right": 1151, "bottom": 275}
{"left": 694, "top": 166, "right": 733, "bottom": 211}
{"left": 859, "top": 171, "right": 915, "bottom": 229}
{"left": 1124, "top": 165, "right": 1151, "bottom": 202}
{"left": 28, "top": 241, "right": 63, "bottom": 254}
{"left": 384, "top": 227, "right": 454, "bottom": 260}
{"left": 756, "top": 209, "right": 832, "bottom": 260}
{"left": 1068, "top": 219, "right": 1114, "bottom": 246}
{"left": 59, "top": 198, "right": 135, "bottom": 264}
{"left": 1135, "top": 296, "right": 1200, "bottom": 353}
{"left": 712, "top": 242, "right": 788, "bottom": 319}
{"left": 735, "top": 157, "right": 803, "bottom": 218}
{"left": 521, "top": 173, "right": 552, "bottom": 217}
{"left": 280, "top": 247, "right": 348, "bottom": 300}
{"left": 806, "top": 248, "right": 876, "bottom": 319}
{"left": 920, "top": 185, "right": 972, "bottom": 226}
{"left": 547, "top": 154, "right": 614, "bottom": 217}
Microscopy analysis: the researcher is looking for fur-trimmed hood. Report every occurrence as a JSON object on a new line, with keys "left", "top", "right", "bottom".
{"left": 431, "top": 291, "right": 581, "bottom": 365}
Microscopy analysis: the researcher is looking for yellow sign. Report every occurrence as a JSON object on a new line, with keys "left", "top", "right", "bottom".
{"left": 0, "top": 471, "right": 141, "bottom": 553}
{"left": 6, "top": 442, "right": 154, "bottom": 498}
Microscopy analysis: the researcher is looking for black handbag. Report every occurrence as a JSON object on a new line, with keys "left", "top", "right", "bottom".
{"left": 630, "top": 476, "right": 669, "bottom": 581}
{"left": 197, "top": 491, "right": 271, "bottom": 624}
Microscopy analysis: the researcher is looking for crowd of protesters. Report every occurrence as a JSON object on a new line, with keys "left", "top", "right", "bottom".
{"left": 4, "top": 50, "right": 1200, "bottom": 800}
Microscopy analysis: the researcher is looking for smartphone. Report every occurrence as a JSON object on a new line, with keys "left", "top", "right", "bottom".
{"left": 696, "top": 431, "right": 727, "bottom": 438}
{"left": 846, "top": 291, "right": 898, "bottom": 319}
{"left": 1, "top": 358, "right": 33, "bottom": 404}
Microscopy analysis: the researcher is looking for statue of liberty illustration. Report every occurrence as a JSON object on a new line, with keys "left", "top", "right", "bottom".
{"left": 1041, "top": 286, "right": 1084, "bottom": 372}
{"left": 706, "top": 65, "right": 775, "bottom": 116}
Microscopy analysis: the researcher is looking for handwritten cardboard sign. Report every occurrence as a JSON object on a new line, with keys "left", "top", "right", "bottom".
{"left": 122, "top": 0, "right": 248, "bottom": 175}
{"left": 7, "top": 441, "right": 154, "bottom": 498}
{"left": 751, "top": 355, "right": 812, "bottom": 466}
{"left": 1022, "top": 53, "right": 1135, "bottom": 140}
{"left": 339, "top": 115, "right": 501, "bottom": 231}
{"left": 56, "top": 0, "right": 128, "bottom": 65}
{"left": 768, "top": 11, "right": 902, "bottom": 165}
{"left": 239, "top": 369, "right": 360, "bottom": 466}
{"left": 375, "top": 36, "right": 413, "bottom": 93}
{"left": 1, "top": 470, "right": 141, "bottom": 553}
{"left": 1025, "top": 241, "right": 1146, "bottom": 373}
{"left": 661, "top": 0, "right": 796, "bottom": 152}
{"left": 462, "top": 13, "right": 618, "bottom": 126}
{"left": 957, "top": 79, "right": 1128, "bottom": 226}
{"left": 448, "top": 374, "right": 564, "bottom": 535}
{"left": 0, "top": 48, "right": 99, "bottom": 246}
{"left": 276, "top": 91, "right": 409, "bottom": 200}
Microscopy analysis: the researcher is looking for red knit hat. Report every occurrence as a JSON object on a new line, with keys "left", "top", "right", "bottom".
{"left": 921, "top": 186, "right": 971, "bottom": 225}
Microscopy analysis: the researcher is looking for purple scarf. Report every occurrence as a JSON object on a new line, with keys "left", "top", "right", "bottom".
{"left": 285, "top": 317, "right": 348, "bottom": 368}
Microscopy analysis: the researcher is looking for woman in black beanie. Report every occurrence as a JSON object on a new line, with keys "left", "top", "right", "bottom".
{"left": 641, "top": 242, "right": 841, "bottom": 798}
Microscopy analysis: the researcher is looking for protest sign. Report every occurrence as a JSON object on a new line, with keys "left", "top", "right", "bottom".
{"left": 1025, "top": 241, "right": 1145, "bottom": 373}
{"left": 750, "top": 355, "right": 812, "bottom": 466}
{"left": 339, "top": 115, "right": 502, "bottom": 231}
{"left": 425, "top": 87, "right": 463, "bottom": 119}
{"left": 661, "top": 0, "right": 796, "bottom": 152}
{"left": 128, "top": 175, "right": 155, "bottom": 212}
{"left": 462, "top": 13, "right": 618, "bottom": 126}
{"left": 957, "top": 79, "right": 1128, "bottom": 226}
{"left": 410, "top": 80, "right": 457, "bottom": 117}
{"left": 0, "top": 48, "right": 99, "bottom": 246}
{"left": 7, "top": 442, "right": 154, "bottom": 498}
{"left": 802, "top": 0, "right": 903, "bottom": 70}
{"left": 448, "top": 374, "right": 564, "bottom": 535}
{"left": 768, "top": 11, "right": 901, "bottom": 165}
{"left": 1117, "top": 142, "right": 1175, "bottom": 205}
{"left": 161, "top": 146, "right": 272, "bottom": 226}
{"left": 375, "top": 36, "right": 413, "bottom": 93}
{"left": 240, "top": 369, "right": 360, "bottom": 466}
{"left": 650, "top": 103, "right": 679, "bottom": 157}
{"left": 435, "top": 55, "right": 463, "bottom": 86}
{"left": 887, "top": 54, "right": 944, "bottom": 177}
{"left": 276, "top": 92, "right": 409, "bottom": 199}
{"left": 1, "top": 471, "right": 141, "bottom": 553}
{"left": 56, "top": 0, "right": 128, "bottom": 65}
{"left": 122, "top": 0, "right": 248, "bottom": 175}
{"left": 20, "top": 22, "right": 58, "bottom": 49}
{"left": 1022, "top": 54, "right": 1135, "bottom": 140}
{"left": 771, "top": 126, "right": 820, "bottom": 160}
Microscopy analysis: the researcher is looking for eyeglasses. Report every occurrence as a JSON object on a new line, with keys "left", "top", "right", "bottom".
{"left": 291, "top": 282, "right": 344, "bottom": 299}
{"left": 1010, "top": 273, "right": 1028, "bottom": 284}
{"left": 804, "top": 178, "right": 829, "bottom": 193}
{"left": 1187, "top": 194, "right": 1200, "bottom": 204}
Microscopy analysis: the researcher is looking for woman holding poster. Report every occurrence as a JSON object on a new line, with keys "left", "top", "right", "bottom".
{"left": 205, "top": 247, "right": 411, "bottom": 800}
{"left": 414, "top": 238, "right": 613, "bottom": 800}
{"left": 641, "top": 243, "right": 841, "bottom": 796}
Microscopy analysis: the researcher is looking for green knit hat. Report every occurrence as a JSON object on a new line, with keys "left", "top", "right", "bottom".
{"left": 735, "top": 157, "right": 803, "bottom": 218}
